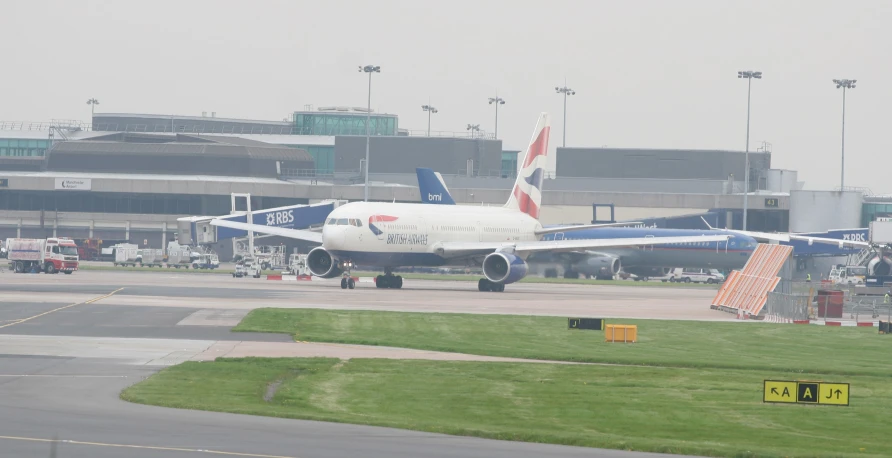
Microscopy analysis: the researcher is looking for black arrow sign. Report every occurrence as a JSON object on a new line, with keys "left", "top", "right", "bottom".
{"left": 771, "top": 388, "right": 779, "bottom": 395}
{"left": 835, "top": 389, "right": 842, "bottom": 398}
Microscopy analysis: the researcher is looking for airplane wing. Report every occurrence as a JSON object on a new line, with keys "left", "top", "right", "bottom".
{"left": 696, "top": 216, "right": 872, "bottom": 247}
{"left": 209, "top": 219, "right": 323, "bottom": 244}
{"left": 534, "top": 222, "right": 644, "bottom": 235}
{"left": 434, "top": 234, "right": 732, "bottom": 258}
{"left": 787, "top": 234, "right": 872, "bottom": 249}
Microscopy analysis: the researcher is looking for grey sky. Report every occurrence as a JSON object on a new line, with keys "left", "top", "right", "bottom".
{"left": 3, "top": 0, "right": 890, "bottom": 193}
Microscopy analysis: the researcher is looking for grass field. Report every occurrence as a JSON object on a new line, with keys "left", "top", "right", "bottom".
{"left": 235, "top": 309, "right": 890, "bottom": 376}
{"left": 122, "top": 357, "right": 892, "bottom": 457}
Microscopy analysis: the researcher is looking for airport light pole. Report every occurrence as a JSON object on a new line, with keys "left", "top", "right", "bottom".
{"left": 86, "top": 98, "right": 99, "bottom": 122}
{"left": 422, "top": 104, "right": 438, "bottom": 137}
{"left": 359, "top": 65, "right": 380, "bottom": 202}
{"left": 555, "top": 85, "right": 575, "bottom": 147}
{"left": 488, "top": 96, "right": 505, "bottom": 139}
{"left": 833, "top": 79, "right": 856, "bottom": 190}
{"left": 738, "top": 70, "right": 762, "bottom": 231}
{"left": 467, "top": 124, "right": 480, "bottom": 139}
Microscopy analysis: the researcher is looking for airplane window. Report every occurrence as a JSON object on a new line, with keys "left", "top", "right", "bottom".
{"left": 356, "top": 219, "right": 362, "bottom": 227}
{"left": 336, "top": 218, "right": 348, "bottom": 225}
{"left": 326, "top": 218, "right": 336, "bottom": 225}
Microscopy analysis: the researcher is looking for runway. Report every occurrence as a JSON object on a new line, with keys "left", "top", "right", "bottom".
{"left": 0, "top": 270, "right": 710, "bottom": 457}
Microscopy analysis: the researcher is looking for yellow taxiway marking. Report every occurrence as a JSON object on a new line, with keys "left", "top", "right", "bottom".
{"left": 0, "top": 435, "right": 297, "bottom": 457}
{"left": 0, "top": 288, "right": 124, "bottom": 329}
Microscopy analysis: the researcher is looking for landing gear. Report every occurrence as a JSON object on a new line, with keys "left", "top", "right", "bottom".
{"left": 376, "top": 268, "right": 403, "bottom": 289}
{"left": 478, "top": 278, "right": 505, "bottom": 292}
{"left": 340, "top": 259, "right": 356, "bottom": 290}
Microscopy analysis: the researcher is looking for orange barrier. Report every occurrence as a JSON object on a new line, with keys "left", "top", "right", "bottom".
{"left": 605, "top": 324, "right": 637, "bottom": 343}
{"left": 711, "top": 243, "right": 792, "bottom": 317}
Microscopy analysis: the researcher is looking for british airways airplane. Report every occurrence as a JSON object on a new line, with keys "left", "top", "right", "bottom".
{"left": 415, "top": 167, "right": 759, "bottom": 279}
{"left": 211, "top": 113, "right": 732, "bottom": 292}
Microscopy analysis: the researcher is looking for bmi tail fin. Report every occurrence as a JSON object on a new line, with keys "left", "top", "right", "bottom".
{"left": 416, "top": 167, "right": 456, "bottom": 205}
{"left": 504, "top": 112, "right": 550, "bottom": 219}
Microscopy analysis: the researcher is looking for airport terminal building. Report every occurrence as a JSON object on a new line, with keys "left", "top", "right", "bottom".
{"left": 0, "top": 108, "right": 873, "bottom": 262}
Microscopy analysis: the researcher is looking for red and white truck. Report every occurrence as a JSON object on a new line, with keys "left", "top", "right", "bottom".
{"left": 5, "top": 237, "right": 80, "bottom": 274}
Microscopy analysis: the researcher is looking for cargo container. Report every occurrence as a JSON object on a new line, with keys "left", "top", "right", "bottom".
{"left": 111, "top": 243, "right": 140, "bottom": 267}
{"left": 6, "top": 237, "right": 79, "bottom": 274}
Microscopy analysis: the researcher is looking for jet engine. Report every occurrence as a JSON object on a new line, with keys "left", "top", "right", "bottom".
{"left": 868, "top": 255, "right": 892, "bottom": 276}
{"left": 307, "top": 247, "right": 343, "bottom": 278}
{"left": 580, "top": 254, "right": 622, "bottom": 278}
{"left": 482, "top": 252, "right": 529, "bottom": 284}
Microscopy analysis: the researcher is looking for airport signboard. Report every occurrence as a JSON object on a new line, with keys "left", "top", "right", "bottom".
{"left": 54, "top": 178, "right": 92, "bottom": 191}
{"left": 763, "top": 380, "right": 849, "bottom": 406}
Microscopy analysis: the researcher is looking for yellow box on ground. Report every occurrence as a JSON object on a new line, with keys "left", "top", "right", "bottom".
{"left": 605, "top": 324, "right": 637, "bottom": 343}
{"left": 819, "top": 383, "right": 850, "bottom": 406}
{"left": 763, "top": 380, "right": 797, "bottom": 403}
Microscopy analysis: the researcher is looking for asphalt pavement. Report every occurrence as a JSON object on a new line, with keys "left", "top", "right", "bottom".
{"left": 0, "top": 270, "right": 706, "bottom": 457}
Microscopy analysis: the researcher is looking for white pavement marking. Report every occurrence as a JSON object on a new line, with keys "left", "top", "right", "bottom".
{"left": 0, "top": 435, "right": 297, "bottom": 458}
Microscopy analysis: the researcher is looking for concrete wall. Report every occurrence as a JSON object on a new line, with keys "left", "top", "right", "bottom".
{"left": 789, "top": 190, "right": 863, "bottom": 232}
{"left": 555, "top": 147, "right": 771, "bottom": 182}
{"left": 334, "top": 136, "right": 503, "bottom": 176}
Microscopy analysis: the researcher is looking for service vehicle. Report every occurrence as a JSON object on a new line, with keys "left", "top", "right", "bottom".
{"left": 6, "top": 237, "right": 79, "bottom": 274}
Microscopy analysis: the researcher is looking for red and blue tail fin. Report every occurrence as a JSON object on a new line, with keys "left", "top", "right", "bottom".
{"left": 504, "top": 113, "right": 550, "bottom": 219}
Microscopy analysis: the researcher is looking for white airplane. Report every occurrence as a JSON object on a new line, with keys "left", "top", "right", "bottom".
{"left": 211, "top": 112, "right": 733, "bottom": 291}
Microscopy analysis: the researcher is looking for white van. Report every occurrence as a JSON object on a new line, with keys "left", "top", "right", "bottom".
{"left": 665, "top": 268, "right": 726, "bottom": 284}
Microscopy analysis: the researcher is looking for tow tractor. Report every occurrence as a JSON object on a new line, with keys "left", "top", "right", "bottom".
{"left": 282, "top": 254, "right": 311, "bottom": 276}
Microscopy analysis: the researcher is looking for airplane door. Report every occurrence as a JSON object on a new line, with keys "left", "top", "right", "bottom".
{"left": 554, "top": 232, "right": 564, "bottom": 241}
{"left": 643, "top": 235, "right": 654, "bottom": 251}
{"left": 477, "top": 221, "right": 483, "bottom": 242}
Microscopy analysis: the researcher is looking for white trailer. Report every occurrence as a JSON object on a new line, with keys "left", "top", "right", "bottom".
{"left": 112, "top": 243, "right": 140, "bottom": 267}
{"left": 138, "top": 248, "right": 164, "bottom": 267}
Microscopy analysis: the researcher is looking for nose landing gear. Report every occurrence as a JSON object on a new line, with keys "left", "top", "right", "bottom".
{"left": 339, "top": 260, "right": 356, "bottom": 289}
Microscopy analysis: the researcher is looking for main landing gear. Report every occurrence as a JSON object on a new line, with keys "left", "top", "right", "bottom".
{"left": 376, "top": 268, "right": 403, "bottom": 289}
{"left": 478, "top": 278, "right": 505, "bottom": 292}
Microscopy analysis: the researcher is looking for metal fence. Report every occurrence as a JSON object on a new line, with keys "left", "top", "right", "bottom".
{"left": 764, "top": 292, "right": 811, "bottom": 322}
{"left": 766, "top": 289, "right": 892, "bottom": 322}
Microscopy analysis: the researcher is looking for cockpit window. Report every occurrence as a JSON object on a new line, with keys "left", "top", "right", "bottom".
{"left": 348, "top": 219, "right": 363, "bottom": 227}
{"left": 336, "top": 218, "right": 348, "bottom": 225}
{"left": 326, "top": 218, "right": 337, "bottom": 225}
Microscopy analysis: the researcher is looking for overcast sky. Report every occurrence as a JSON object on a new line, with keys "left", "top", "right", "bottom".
{"left": 3, "top": 0, "right": 890, "bottom": 192}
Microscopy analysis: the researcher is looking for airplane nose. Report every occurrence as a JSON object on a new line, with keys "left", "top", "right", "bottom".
{"left": 322, "top": 226, "right": 345, "bottom": 250}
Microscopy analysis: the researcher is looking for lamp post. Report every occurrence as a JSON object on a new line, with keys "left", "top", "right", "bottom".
{"left": 358, "top": 65, "right": 380, "bottom": 202}
{"left": 488, "top": 96, "right": 505, "bottom": 139}
{"left": 737, "top": 70, "right": 762, "bottom": 231}
{"left": 422, "top": 104, "right": 438, "bottom": 137}
{"left": 467, "top": 124, "right": 480, "bottom": 139}
{"left": 555, "top": 84, "right": 575, "bottom": 147}
{"left": 86, "top": 98, "right": 99, "bottom": 121}
{"left": 833, "top": 79, "right": 856, "bottom": 190}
